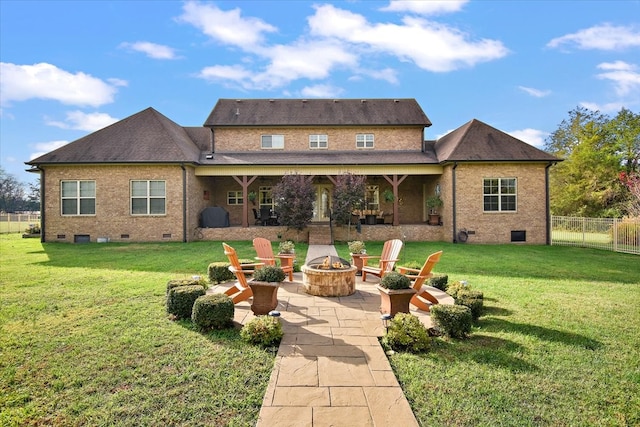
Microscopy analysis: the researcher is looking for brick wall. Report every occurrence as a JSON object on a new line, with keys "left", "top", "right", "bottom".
{"left": 42, "top": 164, "right": 188, "bottom": 242}
{"left": 442, "top": 163, "right": 549, "bottom": 244}
{"left": 214, "top": 126, "right": 423, "bottom": 151}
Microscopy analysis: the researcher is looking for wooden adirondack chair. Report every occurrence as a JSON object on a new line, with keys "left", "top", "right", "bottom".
{"left": 222, "top": 242, "right": 264, "bottom": 304}
{"left": 397, "top": 250, "right": 444, "bottom": 312}
{"left": 252, "top": 237, "right": 294, "bottom": 281}
{"left": 361, "top": 238, "right": 403, "bottom": 282}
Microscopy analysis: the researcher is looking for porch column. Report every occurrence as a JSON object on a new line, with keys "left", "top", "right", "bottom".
{"left": 232, "top": 175, "right": 258, "bottom": 227}
{"left": 383, "top": 174, "right": 407, "bottom": 226}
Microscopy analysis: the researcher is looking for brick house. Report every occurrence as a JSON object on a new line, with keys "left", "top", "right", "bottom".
{"left": 26, "top": 98, "right": 559, "bottom": 244}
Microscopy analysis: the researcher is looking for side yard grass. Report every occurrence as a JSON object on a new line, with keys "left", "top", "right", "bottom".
{"left": 1, "top": 235, "right": 639, "bottom": 426}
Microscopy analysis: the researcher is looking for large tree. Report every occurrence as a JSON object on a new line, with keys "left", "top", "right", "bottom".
{"left": 545, "top": 107, "right": 640, "bottom": 217}
{"left": 0, "top": 168, "right": 27, "bottom": 212}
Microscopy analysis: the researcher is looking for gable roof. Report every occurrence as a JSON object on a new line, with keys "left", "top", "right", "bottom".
{"left": 434, "top": 119, "right": 560, "bottom": 162}
{"left": 27, "top": 108, "right": 202, "bottom": 165}
{"left": 204, "top": 98, "right": 432, "bottom": 127}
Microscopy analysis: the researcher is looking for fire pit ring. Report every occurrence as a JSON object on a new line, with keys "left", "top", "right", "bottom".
{"left": 302, "top": 255, "right": 357, "bottom": 297}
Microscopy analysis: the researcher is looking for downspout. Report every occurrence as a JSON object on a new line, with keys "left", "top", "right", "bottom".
{"left": 39, "top": 167, "right": 45, "bottom": 243}
{"left": 452, "top": 162, "right": 458, "bottom": 243}
{"left": 545, "top": 162, "right": 554, "bottom": 245}
{"left": 181, "top": 164, "right": 187, "bottom": 243}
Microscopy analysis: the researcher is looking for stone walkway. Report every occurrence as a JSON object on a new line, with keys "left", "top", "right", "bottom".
{"left": 214, "top": 245, "right": 449, "bottom": 427}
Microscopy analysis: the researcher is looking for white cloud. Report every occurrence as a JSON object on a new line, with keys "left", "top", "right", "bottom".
{"left": 547, "top": 23, "right": 640, "bottom": 51}
{"left": 381, "top": 0, "right": 468, "bottom": 15}
{"left": 308, "top": 5, "right": 508, "bottom": 72}
{"left": 518, "top": 86, "right": 551, "bottom": 98}
{"left": 178, "top": 1, "right": 276, "bottom": 50}
{"left": 580, "top": 101, "right": 628, "bottom": 113}
{"left": 508, "top": 128, "right": 548, "bottom": 149}
{"left": 0, "top": 62, "right": 121, "bottom": 107}
{"left": 300, "top": 84, "right": 344, "bottom": 98}
{"left": 30, "top": 140, "right": 69, "bottom": 160}
{"left": 46, "top": 111, "right": 119, "bottom": 132}
{"left": 120, "top": 41, "right": 179, "bottom": 59}
{"left": 595, "top": 61, "right": 640, "bottom": 97}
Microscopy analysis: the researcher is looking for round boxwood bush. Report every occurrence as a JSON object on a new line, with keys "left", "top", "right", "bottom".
{"left": 381, "top": 312, "right": 430, "bottom": 353}
{"left": 430, "top": 304, "right": 473, "bottom": 339}
{"left": 240, "top": 315, "right": 283, "bottom": 347}
{"left": 446, "top": 280, "right": 471, "bottom": 299}
{"left": 455, "top": 289, "right": 484, "bottom": 321}
{"left": 207, "top": 262, "right": 234, "bottom": 284}
{"left": 428, "top": 274, "right": 449, "bottom": 291}
{"left": 166, "top": 278, "right": 206, "bottom": 295}
{"left": 192, "top": 293, "right": 234, "bottom": 330}
{"left": 379, "top": 271, "right": 411, "bottom": 290}
{"left": 253, "top": 265, "right": 286, "bottom": 283}
{"left": 166, "top": 285, "right": 206, "bottom": 319}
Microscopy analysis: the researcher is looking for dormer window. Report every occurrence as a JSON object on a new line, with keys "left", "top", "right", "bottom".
{"left": 356, "top": 133, "right": 374, "bottom": 148}
{"left": 309, "top": 134, "right": 328, "bottom": 149}
{"left": 261, "top": 135, "right": 284, "bottom": 149}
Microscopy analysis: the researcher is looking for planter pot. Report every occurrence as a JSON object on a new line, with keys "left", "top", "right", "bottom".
{"left": 377, "top": 285, "right": 417, "bottom": 317}
{"left": 350, "top": 253, "right": 366, "bottom": 276}
{"left": 428, "top": 214, "right": 441, "bottom": 225}
{"left": 249, "top": 280, "right": 280, "bottom": 315}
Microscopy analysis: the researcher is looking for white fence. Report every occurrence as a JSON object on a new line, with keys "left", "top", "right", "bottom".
{"left": 0, "top": 213, "right": 41, "bottom": 234}
{"left": 551, "top": 216, "right": 640, "bottom": 255}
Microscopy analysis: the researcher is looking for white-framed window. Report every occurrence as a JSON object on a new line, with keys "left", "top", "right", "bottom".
{"left": 61, "top": 180, "right": 96, "bottom": 215}
{"left": 483, "top": 178, "right": 517, "bottom": 212}
{"left": 356, "top": 133, "right": 374, "bottom": 148}
{"left": 131, "top": 180, "right": 166, "bottom": 215}
{"left": 261, "top": 134, "right": 284, "bottom": 149}
{"left": 259, "top": 186, "right": 274, "bottom": 208}
{"left": 309, "top": 134, "right": 328, "bottom": 149}
{"left": 227, "top": 191, "right": 243, "bottom": 205}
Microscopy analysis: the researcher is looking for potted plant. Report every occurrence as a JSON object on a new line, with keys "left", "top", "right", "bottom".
{"left": 376, "top": 271, "right": 416, "bottom": 317}
{"left": 249, "top": 265, "right": 285, "bottom": 315}
{"left": 426, "top": 195, "right": 443, "bottom": 225}
{"left": 348, "top": 240, "right": 366, "bottom": 275}
{"left": 382, "top": 188, "right": 395, "bottom": 203}
{"left": 248, "top": 191, "right": 257, "bottom": 205}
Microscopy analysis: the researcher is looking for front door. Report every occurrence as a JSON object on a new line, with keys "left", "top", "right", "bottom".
{"left": 312, "top": 185, "right": 332, "bottom": 222}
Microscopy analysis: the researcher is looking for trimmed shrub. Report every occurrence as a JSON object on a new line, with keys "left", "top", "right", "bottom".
{"left": 428, "top": 274, "right": 448, "bottom": 291}
{"left": 455, "top": 289, "right": 484, "bottom": 321}
{"left": 446, "top": 280, "right": 471, "bottom": 299}
{"left": 379, "top": 271, "right": 411, "bottom": 290}
{"left": 381, "top": 312, "right": 431, "bottom": 353}
{"left": 166, "top": 278, "right": 206, "bottom": 295}
{"left": 208, "top": 262, "right": 234, "bottom": 284}
{"left": 192, "top": 293, "right": 234, "bottom": 330}
{"left": 240, "top": 315, "right": 283, "bottom": 347}
{"left": 166, "top": 285, "right": 206, "bottom": 319}
{"left": 430, "top": 304, "right": 472, "bottom": 339}
{"left": 253, "top": 265, "right": 286, "bottom": 283}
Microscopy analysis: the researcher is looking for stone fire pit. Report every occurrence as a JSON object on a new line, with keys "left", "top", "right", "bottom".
{"left": 302, "top": 255, "right": 357, "bottom": 297}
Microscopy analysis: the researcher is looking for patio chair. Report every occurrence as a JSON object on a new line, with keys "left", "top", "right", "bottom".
{"left": 397, "top": 250, "right": 443, "bottom": 312}
{"left": 222, "top": 243, "right": 264, "bottom": 304}
{"left": 252, "top": 237, "right": 294, "bottom": 281}
{"left": 361, "top": 238, "right": 403, "bottom": 282}
{"left": 259, "top": 207, "right": 272, "bottom": 226}
{"left": 252, "top": 208, "right": 261, "bottom": 225}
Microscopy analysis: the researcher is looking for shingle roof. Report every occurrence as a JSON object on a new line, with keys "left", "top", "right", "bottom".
{"left": 27, "top": 108, "right": 201, "bottom": 165}
{"left": 204, "top": 98, "right": 432, "bottom": 127}
{"left": 435, "top": 119, "right": 560, "bottom": 162}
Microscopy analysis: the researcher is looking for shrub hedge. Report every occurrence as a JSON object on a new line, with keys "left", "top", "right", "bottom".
{"left": 455, "top": 289, "right": 484, "bottom": 321}
{"left": 382, "top": 312, "right": 431, "bottom": 353}
{"left": 430, "top": 304, "right": 473, "bottom": 339}
{"left": 192, "top": 293, "right": 234, "bottom": 330}
{"left": 240, "top": 315, "right": 283, "bottom": 347}
{"left": 207, "top": 262, "right": 234, "bottom": 284}
{"left": 166, "top": 285, "right": 206, "bottom": 319}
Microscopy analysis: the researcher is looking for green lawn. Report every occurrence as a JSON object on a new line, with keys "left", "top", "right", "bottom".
{"left": 1, "top": 235, "right": 639, "bottom": 426}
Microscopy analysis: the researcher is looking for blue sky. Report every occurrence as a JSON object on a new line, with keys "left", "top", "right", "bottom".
{"left": 1, "top": 0, "right": 639, "bottom": 185}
